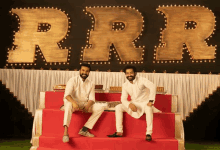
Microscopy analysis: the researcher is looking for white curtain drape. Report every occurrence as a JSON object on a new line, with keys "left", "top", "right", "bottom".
{"left": 0, "top": 69, "right": 219, "bottom": 120}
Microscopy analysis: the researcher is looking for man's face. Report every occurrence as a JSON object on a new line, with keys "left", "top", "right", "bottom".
{"left": 80, "top": 66, "right": 90, "bottom": 80}
{"left": 125, "top": 69, "right": 136, "bottom": 81}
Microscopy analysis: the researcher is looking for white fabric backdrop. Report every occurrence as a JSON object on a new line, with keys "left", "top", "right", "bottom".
{"left": 0, "top": 68, "right": 219, "bottom": 120}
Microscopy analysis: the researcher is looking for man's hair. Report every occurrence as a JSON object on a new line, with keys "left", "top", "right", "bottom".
{"left": 123, "top": 65, "right": 137, "bottom": 73}
{"left": 80, "top": 63, "right": 91, "bottom": 71}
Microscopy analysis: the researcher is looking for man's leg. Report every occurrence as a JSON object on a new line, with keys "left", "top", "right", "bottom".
{"left": 78, "top": 103, "right": 104, "bottom": 137}
{"left": 115, "top": 104, "right": 124, "bottom": 135}
{"left": 145, "top": 105, "right": 153, "bottom": 141}
{"left": 108, "top": 104, "right": 125, "bottom": 137}
{"left": 152, "top": 106, "right": 162, "bottom": 113}
{"left": 63, "top": 100, "right": 76, "bottom": 142}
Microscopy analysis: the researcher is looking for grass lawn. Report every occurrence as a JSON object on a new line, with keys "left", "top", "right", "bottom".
{"left": 0, "top": 139, "right": 32, "bottom": 150}
{"left": 185, "top": 142, "right": 220, "bottom": 150}
{"left": 0, "top": 139, "right": 220, "bottom": 150}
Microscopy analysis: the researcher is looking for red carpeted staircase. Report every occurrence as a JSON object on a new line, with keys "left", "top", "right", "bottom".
{"left": 30, "top": 92, "right": 184, "bottom": 150}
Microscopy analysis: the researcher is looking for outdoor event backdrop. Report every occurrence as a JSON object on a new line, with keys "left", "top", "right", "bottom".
{"left": 1, "top": 0, "right": 220, "bottom": 141}
{"left": 1, "top": 0, "right": 220, "bottom": 73}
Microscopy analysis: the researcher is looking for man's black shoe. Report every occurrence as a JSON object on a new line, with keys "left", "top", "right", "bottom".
{"left": 146, "top": 134, "right": 152, "bottom": 141}
{"left": 107, "top": 132, "right": 123, "bottom": 137}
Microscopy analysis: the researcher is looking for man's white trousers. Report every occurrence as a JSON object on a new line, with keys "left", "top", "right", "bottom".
{"left": 115, "top": 104, "right": 153, "bottom": 135}
{"left": 63, "top": 100, "right": 104, "bottom": 129}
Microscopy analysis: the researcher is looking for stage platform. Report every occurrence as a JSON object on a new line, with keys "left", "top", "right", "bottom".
{"left": 30, "top": 91, "right": 184, "bottom": 150}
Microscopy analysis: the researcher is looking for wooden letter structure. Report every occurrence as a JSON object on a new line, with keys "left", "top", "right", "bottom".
{"left": 83, "top": 7, "right": 144, "bottom": 62}
{"left": 8, "top": 8, "right": 69, "bottom": 63}
{"left": 156, "top": 6, "right": 216, "bottom": 60}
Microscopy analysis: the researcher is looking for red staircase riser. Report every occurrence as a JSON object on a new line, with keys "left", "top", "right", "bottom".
{"left": 45, "top": 92, "right": 172, "bottom": 112}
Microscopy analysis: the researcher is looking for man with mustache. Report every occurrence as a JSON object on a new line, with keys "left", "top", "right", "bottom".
{"left": 62, "top": 63, "right": 104, "bottom": 142}
{"left": 108, "top": 65, "right": 158, "bottom": 141}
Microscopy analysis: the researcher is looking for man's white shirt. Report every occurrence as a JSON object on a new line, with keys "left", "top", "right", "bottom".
{"left": 64, "top": 75, "right": 95, "bottom": 102}
{"left": 121, "top": 76, "right": 156, "bottom": 118}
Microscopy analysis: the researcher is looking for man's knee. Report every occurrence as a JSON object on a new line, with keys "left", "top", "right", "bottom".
{"left": 91, "top": 104, "right": 105, "bottom": 113}
{"left": 96, "top": 106, "right": 105, "bottom": 112}
{"left": 115, "top": 104, "right": 123, "bottom": 112}
{"left": 145, "top": 105, "right": 153, "bottom": 112}
{"left": 65, "top": 102, "right": 76, "bottom": 112}
{"left": 65, "top": 101, "right": 72, "bottom": 108}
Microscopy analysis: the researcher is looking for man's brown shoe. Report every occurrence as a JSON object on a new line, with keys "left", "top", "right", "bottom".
{"left": 78, "top": 128, "right": 95, "bottom": 137}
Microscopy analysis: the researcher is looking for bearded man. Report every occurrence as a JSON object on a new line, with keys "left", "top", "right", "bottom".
{"left": 108, "top": 65, "right": 159, "bottom": 141}
{"left": 62, "top": 63, "right": 104, "bottom": 142}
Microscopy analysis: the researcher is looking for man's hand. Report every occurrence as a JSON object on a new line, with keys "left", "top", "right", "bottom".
{"left": 65, "top": 95, "right": 79, "bottom": 111}
{"left": 72, "top": 102, "right": 79, "bottom": 111}
{"left": 129, "top": 103, "right": 137, "bottom": 112}
{"left": 147, "top": 102, "right": 154, "bottom": 107}
{"left": 82, "top": 100, "right": 94, "bottom": 113}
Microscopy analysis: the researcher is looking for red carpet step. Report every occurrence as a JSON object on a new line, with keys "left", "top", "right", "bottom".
{"left": 39, "top": 136, "right": 178, "bottom": 150}
{"left": 42, "top": 110, "right": 175, "bottom": 139}
{"left": 31, "top": 91, "right": 182, "bottom": 150}
{"left": 44, "top": 91, "right": 172, "bottom": 112}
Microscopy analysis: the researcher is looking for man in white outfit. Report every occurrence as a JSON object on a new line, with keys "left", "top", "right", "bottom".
{"left": 62, "top": 64, "right": 104, "bottom": 143}
{"left": 108, "top": 65, "right": 157, "bottom": 141}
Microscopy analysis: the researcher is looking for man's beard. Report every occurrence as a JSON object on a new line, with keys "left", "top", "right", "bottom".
{"left": 80, "top": 73, "right": 88, "bottom": 80}
{"left": 127, "top": 76, "right": 135, "bottom": 81}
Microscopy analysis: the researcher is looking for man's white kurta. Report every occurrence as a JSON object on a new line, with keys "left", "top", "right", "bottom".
{"left": 121, "top": 76, "right": 156, "bottom": 119}
{"left": 62, "top": 75, "right": 104, "bottom": 129}
{"left": 63, "top": 75, "right": 95, "bottom": 103}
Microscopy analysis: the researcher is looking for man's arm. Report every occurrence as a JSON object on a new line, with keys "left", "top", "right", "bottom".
{"left": 88, "top": 84, "right": 96, "bottom": 103}
{"left": 64, "top": 78, "right": 79, "bottom": 109}
{"left": 121, "top": 84, "right": 130, "bottom": 108}
{"left": 143, "top": 78, "right": 156, "bottom": 104}
{"left": 121, "top": 84, "right": 137, "bottom": 112}
{"left": 83, "top": 100, "right": 95, "bottom": 112}
{"left": 65, "top": 95, "right": 77, "bottom": 105}
{"left": 83, "top": 84, "right": 95, "bottom": 112}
